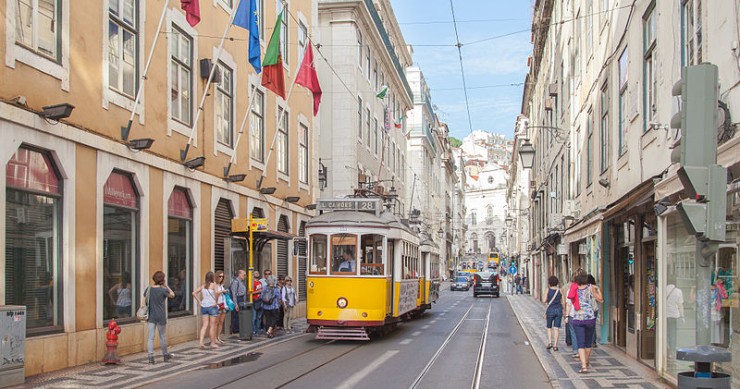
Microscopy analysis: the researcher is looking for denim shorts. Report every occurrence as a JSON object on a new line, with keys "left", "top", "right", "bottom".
{"left": 546, "top": 313, "right": 562, "bottom": 328}
{"left": 201, "top": 306, "right": 219, "bottom": 317}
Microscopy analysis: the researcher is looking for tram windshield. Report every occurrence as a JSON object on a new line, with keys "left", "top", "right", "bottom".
{"left": 308, "top": 233, "right": 387, "bottom": 276}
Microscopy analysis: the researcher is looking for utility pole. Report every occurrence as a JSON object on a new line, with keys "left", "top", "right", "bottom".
{"left": 672, "top": 64, "right": 727, "bottom": 345}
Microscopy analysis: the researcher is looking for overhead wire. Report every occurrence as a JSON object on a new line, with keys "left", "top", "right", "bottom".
{"left": 448, "top": 0, "right": 474, "bottom": 135}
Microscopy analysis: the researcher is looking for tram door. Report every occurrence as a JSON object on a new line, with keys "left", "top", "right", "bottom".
{"left": 387, "top": 240, "right": 395, "bottom": 315}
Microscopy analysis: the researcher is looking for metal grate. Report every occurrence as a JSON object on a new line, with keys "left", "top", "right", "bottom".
{"left": 276, "top": 215, "right": 289, "bottom": 277}
{"left": 297, "top": 222, "right": 307, "bottom": 301}
{"left": 214, "top": 199, "right": 233, "bottom": 272}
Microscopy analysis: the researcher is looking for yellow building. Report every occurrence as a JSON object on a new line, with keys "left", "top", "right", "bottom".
{"left": 0, "top": 0, "right": 318, "bottom": 376}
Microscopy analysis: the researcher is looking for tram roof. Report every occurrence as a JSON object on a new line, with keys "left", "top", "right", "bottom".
{"left": 307, "top": 210, "right": 412, "bottom": 233}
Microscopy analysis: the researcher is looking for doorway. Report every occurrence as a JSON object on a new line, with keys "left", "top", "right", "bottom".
{"left": 640, "top": 240, "right": 656, "bottom": 365}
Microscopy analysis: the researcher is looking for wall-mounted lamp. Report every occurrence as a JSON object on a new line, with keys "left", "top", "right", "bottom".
{"left": 224, "top": 174, "right": 246, "bottom": 183}
{"left": 598, "top": 178, "right": 610, "bottom": 188}
{"left": 505, "top": 216, "right": 513, "bottom": 228}
{"left": 183, "top": 156, "right": 206, "bottom": 169}
{"left": 285, "top": 196, "right": 300, "bottom": 203}
{"left": 41, "top": 103, "right": 75, "bottom": 120}
{"left": 305, "top": 203, "right": 317, "bottom": 210}
{"left": 259, "top": 187, "right": 277, "bottom": 195}
{"left": 518, "top": 140, "right": 535, "bottom": 169}
{"left": 128, "top": 138, "right": 155, "bottom": 151}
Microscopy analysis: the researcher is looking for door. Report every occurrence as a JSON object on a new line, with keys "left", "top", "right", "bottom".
{"left": 640, "top": 241, "right": 656, "bottom": 364}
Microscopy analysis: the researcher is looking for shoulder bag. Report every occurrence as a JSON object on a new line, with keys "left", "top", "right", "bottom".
{"left": 136, "top": 286, "right": 151, "bottom": 321}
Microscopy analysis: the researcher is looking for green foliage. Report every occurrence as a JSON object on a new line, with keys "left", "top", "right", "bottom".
{"left": 449, "top": 137, "right": 462, "bottom": 147}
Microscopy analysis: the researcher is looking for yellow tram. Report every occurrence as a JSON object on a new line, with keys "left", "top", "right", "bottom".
{"left": 305, "top": 198, "right": 436, "bottom": 340}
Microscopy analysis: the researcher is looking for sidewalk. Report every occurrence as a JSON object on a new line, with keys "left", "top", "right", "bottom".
{"left": 15, "top": 319, "right": 310, "bottom": 389}
{"left": 507, "top": 294, "right": 671, "bottom": 389}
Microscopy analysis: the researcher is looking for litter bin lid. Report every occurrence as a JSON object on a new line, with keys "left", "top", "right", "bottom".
{"left": 676, "top": 345, "right": 732, "bottom": 362}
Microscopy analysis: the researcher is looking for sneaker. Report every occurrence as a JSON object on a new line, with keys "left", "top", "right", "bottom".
{"left": 147, "top": 355, "right": 156, "bottom": 364}
{"left": 163, "top": 353, "right": 174, "bottom": 362}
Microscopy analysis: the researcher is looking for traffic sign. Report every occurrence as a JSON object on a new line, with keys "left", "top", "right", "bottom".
{"left": 509, "top": 265, "right": 517, "bottom": 275}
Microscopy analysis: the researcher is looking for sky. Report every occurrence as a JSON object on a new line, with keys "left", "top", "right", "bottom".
{"left": 391, "top": 1, "right": 534, "bottom": 141}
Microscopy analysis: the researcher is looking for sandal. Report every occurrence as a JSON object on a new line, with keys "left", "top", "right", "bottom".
{"left": 546, "top": 343, "right": 552, "bottom": 350}
{"left": 578, "top": 367, "right": 590, "bottom": 374}
{"left": 553, "top": 346, "right": 559, "bottom": 351}
{"left": 572, "top": 354, "right": 581, "bottom": 359}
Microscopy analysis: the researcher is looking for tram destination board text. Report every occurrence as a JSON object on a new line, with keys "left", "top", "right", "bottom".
{"left": 318, "top": 199, "right": 380, "bottom": 213}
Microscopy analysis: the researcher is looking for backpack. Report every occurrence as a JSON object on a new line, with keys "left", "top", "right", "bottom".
{"left": 261, "top": 286, "right": 275, "bottom": 304}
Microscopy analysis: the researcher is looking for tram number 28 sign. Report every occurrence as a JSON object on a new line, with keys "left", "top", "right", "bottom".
{"left": 318, "top": 199, "right": 380, "bottom": 214}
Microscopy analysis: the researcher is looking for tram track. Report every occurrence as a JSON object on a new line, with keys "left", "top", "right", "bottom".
{"left": 407, "top": 296, "right": 493, "bottom": 389}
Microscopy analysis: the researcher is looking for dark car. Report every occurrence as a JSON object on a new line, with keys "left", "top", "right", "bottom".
{"left": 450, "top": 276, "right": 470, "bottom": 291}
{"left": 473, "top": 271, "right": 500, "bottom": 297}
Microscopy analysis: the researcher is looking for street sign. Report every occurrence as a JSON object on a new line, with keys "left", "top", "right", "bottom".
{"left": 509, "top": 265, "right": 517, "bottom": 275}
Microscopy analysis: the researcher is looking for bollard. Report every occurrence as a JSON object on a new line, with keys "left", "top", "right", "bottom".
{"left": 102, "top": 319, "right": 122, "bottom": 364}
{"left": 676, "top": 345, "right": 731, "bottom": 388}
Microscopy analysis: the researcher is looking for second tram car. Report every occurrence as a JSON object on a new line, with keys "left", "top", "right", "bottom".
{"left": 305, "top": 198, "right": 437, "bottom": 340}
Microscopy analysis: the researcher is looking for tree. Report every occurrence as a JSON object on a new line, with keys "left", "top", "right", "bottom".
{"left": 449, "top": 137, "right": 462, "bottom": 147}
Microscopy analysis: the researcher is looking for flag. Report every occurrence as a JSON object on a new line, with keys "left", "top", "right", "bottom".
{"left": 261, "top": 11, "right": 286, "bottom": 98}
{"left": 376, "top": 85, "right": 388, "bottom": 99}
{"left": 233, "top": 0, "right": 261, "bottom": 73}
{"left": 181, "top": 0, "right": 200, "bottom": 27}
{"left": 296, "top": 44, "right": 322, "bottom": 116}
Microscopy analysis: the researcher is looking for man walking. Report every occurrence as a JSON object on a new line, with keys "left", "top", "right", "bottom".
{"left": 229, "top": 269, "right": 247, "bottom": 334}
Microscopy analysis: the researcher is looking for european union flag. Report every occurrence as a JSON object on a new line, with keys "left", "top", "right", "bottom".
{"left": 233, "top": 0, "right": 261, "bottom": 73}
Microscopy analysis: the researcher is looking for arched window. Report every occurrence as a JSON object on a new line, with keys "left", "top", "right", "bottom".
{"left": 167, "top": 187, "right": 192, "bottom": 316}
{"left": 5, "top": 146, "right": 63, "bottom": 332}
{"left": 103, "top": 171, "right": 140, "bottom": 322}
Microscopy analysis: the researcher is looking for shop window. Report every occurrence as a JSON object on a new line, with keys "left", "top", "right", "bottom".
{"left": 103, "top": 171, "right": 140, "bottom": 323}
{"left": 167, "top": 187, "right": 192, "bottom": 316}
{"left": 5, "top": 146, "right": 63, "bottom": 334}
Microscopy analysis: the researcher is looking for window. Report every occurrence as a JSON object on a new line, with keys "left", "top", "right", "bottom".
{"left": 600, "top": 83, "right": 609, "bottom": 172}
{"left": 357, "top": 29, "right": 363, "bottom": 68}
{"left": 5, "top": 146, "right": 63, "bottom": 333}
{"left": 574, "top": 11, "right": 581, "bottom": 82}
{"left": 373, "top": 118, "right": 379, "bottom": 154}
{"left": 167, "top": 188, "right": 192, "bottom": 316}
{"left": 618, "top": 48, "right": 628, "bottom": 156}
{"left": 471, "top": 210, "right": 477, "bottom": 226}
{"left": 576, "top": 126, "right": 582, "bottom": 196}
{"left": 587, "top": 110, "right": 593, "bottom": 187}
{"left": 373, "top": 62, "right": 378, "bottom": 90}
{"left": 277, "top": 1, "right": 288, "bottom": 66}
{"left": 365, "top": 107, "right": 371, "bottom": 145}
{"left": 108, "top": 0, "right": 138, "bottom": 97}
{"left": 15, "top": 0, "right": 61, "bottom": 61}
{"left": 309, "top": 234, "right": 327, "bottom": 274}
{"left": 298, "top": 21, "right": 308, "bottom": 66}
{"left": 331, "top": 235, "right": 357, "bottom": 275}
{"left": 170, "top": 26, "right": 193, "bottom": 126}
{"left": 365, "top": 47, "right": 371, "bottom": 80}
{"left": 250, "top": 88, "right": 265, "bottom": 162}
{"left": 487, "top": 205, "right": 493, "bottom": 219}
{"left": 277, "top": 107, "right": 289, "bottom": 174}
{"left": 215, "top": 62, "right": 234, "bottom": 147}
{"left": 358, "top": 97, "right": 363, "bottom": 140}
{"left": 103, "top": 171, "right": 139, "bottom": 323}
{"left": 299, "top": 123, "right": 308, "bottom": 183}
{"left": 644, "top": 4, "right": 657, "bottom": 132}
{"left": 586, "top": 0, "right": 593, "bottom": 57}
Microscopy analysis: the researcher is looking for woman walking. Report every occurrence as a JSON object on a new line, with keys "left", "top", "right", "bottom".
{"left": 587, "top": 274, "right": 602, "bottom": 347}
{"left": 262, "top": 275, "right": 282, "bottom": 338}
{"left": 565, "top": 273, "right": 604, "bottom": 373}
{"left": 543, "top": 275, "right": 563, "bottom": 351}
{"left": 144, "top": 271, "right": 175, "bottom": 364}
{"left": 214, "top": 270, "right": 228, "bottom": 344}
{"left": 192, "top": 271, "right": 223, "bottom": 349}
{"left": 281, "top": 276, "right": 296, "bottom": 333}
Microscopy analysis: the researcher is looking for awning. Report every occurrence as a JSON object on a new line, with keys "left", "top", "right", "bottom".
{"left": 564, "top": 213, "right": 603, "bottom": 243}
{"left": 602, "top": 178, "right": 656, "bottom": 220}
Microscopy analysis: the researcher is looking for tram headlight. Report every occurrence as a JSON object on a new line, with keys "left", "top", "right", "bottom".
{"left": 337, "top": 297, "right": 348, "bottom": 309}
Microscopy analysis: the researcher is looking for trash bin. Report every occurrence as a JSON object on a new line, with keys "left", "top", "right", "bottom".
{"left": 676, "top": 345, "right": 731, "bottom": 389}
{"left": 238, "top": 302, "right": 253, "bottom": 340}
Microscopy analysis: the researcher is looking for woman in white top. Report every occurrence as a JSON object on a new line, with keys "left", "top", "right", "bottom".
{"left": 192, "top": 271, "right": 223, "bottom": 349}
{"left": 281, "top": 277, "right": 297, "bottom": 333}
{"left": 214, "top": 270, "right": 228, "bottom": 344}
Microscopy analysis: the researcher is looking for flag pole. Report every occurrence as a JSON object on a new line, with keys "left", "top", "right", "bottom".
{"left": 181, "top": 5, "right": 239, "bottom": 161}
{"left": 121, "top": 0, "right": 170, "bottom": 141}
{"left": 258, "top": 75, "right": 301, "bottom": 188}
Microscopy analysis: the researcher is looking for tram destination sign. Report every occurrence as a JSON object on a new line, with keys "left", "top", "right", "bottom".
{"left": 318, "top": 199, "right": 380, "bottom": 215}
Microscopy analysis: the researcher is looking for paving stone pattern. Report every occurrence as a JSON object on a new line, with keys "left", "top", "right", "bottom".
{"left": 16, "top": 319, "right": 310, "bottom": 389}
{"left": 507, "top": 295, "right": 671, "bottom": 389}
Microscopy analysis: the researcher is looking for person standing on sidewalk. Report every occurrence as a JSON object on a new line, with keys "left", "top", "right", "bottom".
{"left": 252, "top": 270, "right": 264, "bottom": 335}
{"left": 262, "top": 275, "right": 282, "bottom": 338}
{"left": 229, "top": 269, "right": 247, "bottom": 334}
{"left": 281, "top": 276, "right": 296, "bottom": 333}
{"left": 214, "top": 271, "right": 228, "bottom": 344}
{"left": 192, "top": 271, "right": 223, "bottom": 349}
{"left": 564, "top": 269, "right": 584, "bottom": 357}
{"left": 145, "top": 271, "right": 175, "bottom": 364}
{"left": 543, "top": 276, "right": 563, "bottom": 351}
{"left": 587, "top": 274, "right": 602, "bottom": 347}
{"left": 566, "top": 274, "right": 603, "bottom": 374}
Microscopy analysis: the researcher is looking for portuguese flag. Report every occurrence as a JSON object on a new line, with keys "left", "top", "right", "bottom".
{"left": 261, "top": 11, "right": 286, "bottom": 98}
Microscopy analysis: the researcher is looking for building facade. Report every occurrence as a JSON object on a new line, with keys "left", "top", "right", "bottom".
{"left": 1, "top": 0, "right": 319, "bottom": 376}
{"left": 515, "top": 0, "right": 740, "bottom": 385}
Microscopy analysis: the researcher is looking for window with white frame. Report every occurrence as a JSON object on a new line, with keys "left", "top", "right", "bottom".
{"left": 373, "top": 61, "right": 378, "bottom": 90}
{"left": 587, "top": 110, "right": 593, "bottom": 187}
{"left": 586, "top": 0, "right": 593, "bottom": 57}
{"left": 108, "top": 0, "right": 138, "bottom": 98}
{"left": 277, "top": 107, "right": 289, "bottom": 174}
{"left": 299, "top": 123, "right": 308, "bottom": 184}
{"left": 365, "top": 46, "right": 371, "bottom": 80}
{"left": 357, "top": 97, "right": 363, "bottom": 140}
{"left": 357, "top": 29, "right": 363, "bottom": 68}
{"left": 365, "top": 107, "right": 371, "bottom": 145}
{"left": 373, "top": 118, "right": 379, "bottom": 154}
{"left": 250, "top": 87, "right": 264, "bottom": 162}
{"left": 618, "top": 47, "right": 628, "bottom": 156}
{"left": 15, "top": 0, "right": 61, "bottom": 61}
{"left": 643, "top": 3, "right": 657, "bottom": 132}
{"left": 576, "top": 126, "right": 582, "bottom": 196}
{"left": 215, "top": 62, "right": 233, "bottom": 147}
{"left": 277, "top": 1, "right": 288, "bottom": 66}
{"left": 600, "top": 82, "right": 609, "bottom": 172}
{"left": 298, "top": 21, "right": 308, "bottom": 66}
{"left": 170, "top": 26, "right": 193, "bottom": 126}
{"left": 574, "top": 11, "right": 581, "bottom": 83}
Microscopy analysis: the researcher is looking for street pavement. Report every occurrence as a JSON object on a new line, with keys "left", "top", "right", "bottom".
{"left": 507, "top": 293, "right": 670, "bottom": 389}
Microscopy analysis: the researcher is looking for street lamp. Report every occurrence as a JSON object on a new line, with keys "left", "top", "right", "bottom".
{"left": 518, "top": 140, "right": 535, "bottom": 169}
{"left": 505, "top": 216, "right": 513, "bottom": 229}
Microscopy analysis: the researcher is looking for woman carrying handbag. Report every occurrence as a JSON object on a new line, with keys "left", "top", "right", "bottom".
{"left": 543, "top": 276, "right": 564, "bottom": 351}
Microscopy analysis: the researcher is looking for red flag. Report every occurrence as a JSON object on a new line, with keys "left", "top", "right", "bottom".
{"left": 181, "top": 0, "right": 200, "bottom": 27}
{"left": 296, "top": 45, "right": 322, "bottom": 116}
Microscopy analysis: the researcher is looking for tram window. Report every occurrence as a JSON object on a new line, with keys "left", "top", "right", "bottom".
{"left": 331, "top": 234, "right": 357, "bottom": 274}
{"left": 310, "top": 234, "right": 327, "bottom": 274}
{"left": 360, "top": 234, "right": 384, "bottom": 275}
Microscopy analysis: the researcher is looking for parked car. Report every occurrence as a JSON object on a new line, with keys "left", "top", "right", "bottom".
{"left": 450, "top": 276, "right": 470, "bottom": 291}
{"left": 473, "top": 271, "right": 500, "bottom": 297}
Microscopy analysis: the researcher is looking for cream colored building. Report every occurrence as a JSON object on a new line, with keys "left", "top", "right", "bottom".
{"left": 1, "top": 0, "right": 319, "bottom": 376}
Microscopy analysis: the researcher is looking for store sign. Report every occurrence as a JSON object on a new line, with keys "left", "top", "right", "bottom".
{"left": 104, "top": 172, "right": 137, "bottom": 209}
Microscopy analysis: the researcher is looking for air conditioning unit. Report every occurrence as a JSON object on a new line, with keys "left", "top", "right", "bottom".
{"left": 578, "top": 243, "right": 588, "bottom": 255}
{"left": 557, "top": 243, "right": 568, "bottom": 256}
{"left": 548, "top": 82, "right": 559, "bottom": 97}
